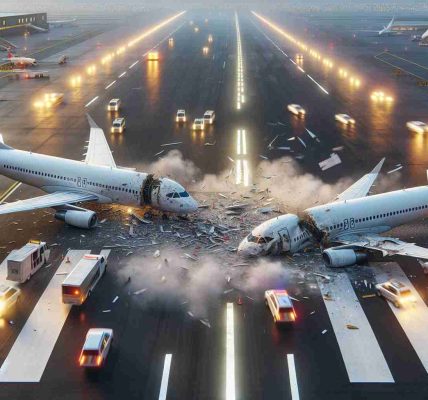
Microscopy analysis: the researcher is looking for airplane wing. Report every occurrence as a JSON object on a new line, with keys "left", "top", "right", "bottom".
{"left": 85, "top": 114, "right": 116, "bottom": 168}
{"left": 0, "top": 191, "right": 98, "bottom": 215}
{"left": 333, "top": 158, "right": 385, "bottom": 202}
{"left": 332, "top": 232, "right": 428, "bottom": 261}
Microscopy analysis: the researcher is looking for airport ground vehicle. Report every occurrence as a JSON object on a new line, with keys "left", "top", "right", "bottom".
{"left": 203, "top": 110, "right": 215, "bottom": 124}
{"left": 107, "top": 98, "right": 121, "bottom": 112}
{"left": 406, "top": 121, "right": 428, "bottom": 134}
{"left": 79, "top": 328, "right": 113, "bottom": 368}
{"left": 375, "top": 279, "right": 416, "bottom": 308}
{"left": 265, "top": 289, "right": 296, "bottom": 324}
{"left": 287, "top": 104, "right": 306, "bottom": 117}
{"left": 111, "top": 117, "right": 126, "bottom": 133}
{"left": 147, "top": 51, "right": 159, "bottom": 61}
{"left": 335, "top": 113, "right": 355, "bottom": 125}
{"left": 0, "top": 285, "right": 20, "bottom": 317}
{"left": 192, "top": 118, "right": 205, "bottom": 131}
{"left": 7, "top": 240, "right": 49, "bottom": 283}
{"left": 176, "top": 109, "right": 186, "bottom": 123}
{"left": 62, "top": 254, "right": 107, "bottom": 305}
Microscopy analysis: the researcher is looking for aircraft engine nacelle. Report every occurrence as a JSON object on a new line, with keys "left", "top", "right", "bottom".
{"left": 55, "top": 210, "right": 97, "bottom": 229}
{"left": 322, "top": 248, "right": 367, "bottom": 268}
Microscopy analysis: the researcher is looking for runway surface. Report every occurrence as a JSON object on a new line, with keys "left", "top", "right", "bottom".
{"left": 0, "top": 9, "right": 427, "bottom": 400}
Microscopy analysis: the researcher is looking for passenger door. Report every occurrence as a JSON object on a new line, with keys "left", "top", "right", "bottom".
{"left": 278, "top": 227, "right": 291, "bottom": 252}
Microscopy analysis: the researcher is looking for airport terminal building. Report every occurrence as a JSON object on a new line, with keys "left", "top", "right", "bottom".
{"left": 0, "top": 12, "right": 48, "bottom": 35}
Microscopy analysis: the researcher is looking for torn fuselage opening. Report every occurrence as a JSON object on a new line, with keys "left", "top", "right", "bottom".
{"left": 141, "top": 174, "right": 161, "bottom": 206}
{"left": 299, "top": 212, "right": 325, "bottom": 242}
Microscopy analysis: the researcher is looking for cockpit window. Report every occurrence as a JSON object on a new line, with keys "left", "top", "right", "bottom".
{"left": 166, "top": 192, "right": 173, "bottom": 198}
{"left": 166, "top": 192, "right": 182, "bottom": 199}
{"left": 179, "top": 191, "right": 189, "bottom": 197}
{"left": 264, "top": 237, "right": 274, "bottom": 243}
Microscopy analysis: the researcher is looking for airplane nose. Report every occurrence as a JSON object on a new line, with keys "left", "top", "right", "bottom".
{"left": 238, "top": 239, "right": 262, "bottom": 257}
{"left": 188, "top": 196, "right": 198, "bottom": 212}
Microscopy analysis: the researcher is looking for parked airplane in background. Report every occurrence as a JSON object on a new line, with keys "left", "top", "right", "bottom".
{"left": 378, "top": 17, "right": 396, "bottom": 35}
{"left": 0, "top": 115, "right": 198, "bottom": 229}
{"left": 238, "top": 159, "right": 428, "bottom": 267}
{"left": 359, "top": 17, "right": 428, "bottom": 36}
{"left": 4, "top": 50, "right": 37, "bottom": 67}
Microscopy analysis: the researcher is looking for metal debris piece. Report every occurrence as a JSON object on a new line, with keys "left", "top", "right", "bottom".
{"left": 160, "top": 141, "right": 182, "bottom": 147}
{"left": 133, "top": 288, "right": 147, "bottom": 295}
{"left": 112, "top": 296, "right": 119, "bottom": 303}
{"left": 387, "top": 166, "right": 403, "bottom": 174}
{"left": 319, "top": 153, "right": 342, "bottom": 171}
{"left": 322, "top": 329, "right": 328, "bottom": 335}
{"left": 362, "top": 293, "right": 376, "bottom": 299}
{"left": 102, "top": 309, "right": 111, "bottom": 313}
{"left": 346, "top": 324, "right": 359, "bottom": 330}
{"left": 154, "top": 250, "right": 160, "bottom": 258}
{"left": 200, "top": 319, "right": 211, "bottom": 328}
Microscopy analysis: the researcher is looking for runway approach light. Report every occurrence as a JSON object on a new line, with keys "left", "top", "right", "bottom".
{"left": 147, "top": 51, "right": 159, "bottom": 61}
{"left": 169, "top": 37, "right": 174, "bottom": 46}
{"left": 208, "top": 34, "right": 213, "bottom": 43}
{"left": 86, "top": 65, "right": 96, "bottom": 75}
{"left": 203, "top": 46, "right": 209, "bottom": 55}
{"left": 371, "top": 90, "right": 394, "bottom": 103}
{"left": 194, "top": 27, "right": 199, "bottom": 33}
{"left": 70, "top": 75, "right": 82, "bottom": 87}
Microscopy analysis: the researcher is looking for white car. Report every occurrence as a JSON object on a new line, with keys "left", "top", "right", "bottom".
{"left": 192, "top": 118, "right": 205, "bottom": 130}
{"left": 107, "top": 98, "right": 121, "bottom": 112}
{"left": 406, "top": 121, "right": 428, "bottom": 134}
{"left": 0, "top": 284, "right": 21, "bottom": 317}
{"left": 375, "top": 279, "right": 416, "bottom": 308}
{"left": 265, "top": 289, "right": 296, "bottom": 324}
{"left": 111, "top": 117, "right": 126, "bottom": 133}
{"left": 203, "top": 110, "right": 215, "bottom": 125}
{"left": 335, "top": 113, "right": 355, "bottom": 125}
{"left": 79, "top": 328, "right": 114, "bottom": 368}
{"left": 287, "top": 104, "right": 306, "bottom": 117}
{"left": 176, "top": 109, "right": 186, "bottom": 123}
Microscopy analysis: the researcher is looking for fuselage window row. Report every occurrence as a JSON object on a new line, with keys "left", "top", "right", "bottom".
{"left": 325, "top": 205, "right": 428, "bottom": 232}
{"left": 3, "top": 164, "right": 139, "bottom": 194}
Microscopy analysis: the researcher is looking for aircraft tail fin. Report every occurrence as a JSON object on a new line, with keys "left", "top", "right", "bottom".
{"left": 0, "top": 135, "right": 13, "bottom": 150}
{"left": 7, "top": 49, "right": 13, "bottom": 59}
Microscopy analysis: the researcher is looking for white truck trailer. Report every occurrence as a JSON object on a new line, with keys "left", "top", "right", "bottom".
{"left": 7, "top": 240, "right": 49, "bottom": 283}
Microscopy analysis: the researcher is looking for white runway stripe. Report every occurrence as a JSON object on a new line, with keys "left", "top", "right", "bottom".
{"left": 226, "top": 303, "right": 236, "bottom": 400}
{"left": 373, "top": 263, "right": 428, "bottom": 373}
{"left": 317, "top": 273, "right": 394, "bottom": 383}
{"left": 0, "top": 249, "right": 109, "bottom": 382}
{"left": 287, "top": 354, "right": 300, "bottom": 400}
{"left": 158, "top": 354, "right": 172, "bottom": 400}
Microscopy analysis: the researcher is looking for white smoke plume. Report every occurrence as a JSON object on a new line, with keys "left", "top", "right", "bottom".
{"left": 143, "top": 150, "right": 403, "bottom": 211}
{"left": 119, "top": 249, "right": 294, "bottom": 318}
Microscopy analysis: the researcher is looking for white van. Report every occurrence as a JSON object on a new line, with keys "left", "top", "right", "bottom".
{"left": 79, "top": 328, "right": 114, "bottom": 368}
{"left": 203, "top": 110, "right": 215, "bottom": 124}
{"left": 107, "top": 98, "right": 121, "bottom": 112}
{"left": 111, "top": 117, "right": 126, "bottom": 133}
{"left": 62, "top": 254, "right": 107, "bottom": 305}
{"left": 7, "top": 240, "right": 49, "bottom": 283}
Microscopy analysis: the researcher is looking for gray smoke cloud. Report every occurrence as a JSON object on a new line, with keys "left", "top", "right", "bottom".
{"left": 119, "top": 249, "right": 293, "bottom": 318}
{"left": 145, "top": 150, "right": 400, "bottom": 211}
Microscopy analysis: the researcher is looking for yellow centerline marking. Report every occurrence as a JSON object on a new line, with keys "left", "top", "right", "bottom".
{"left": 0, "top": 181, "right": 21, "bottom": 203}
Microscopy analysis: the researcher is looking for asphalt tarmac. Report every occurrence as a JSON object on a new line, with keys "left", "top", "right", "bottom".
{"left": 0, "top": 9, "right": 428, "bottom": 400}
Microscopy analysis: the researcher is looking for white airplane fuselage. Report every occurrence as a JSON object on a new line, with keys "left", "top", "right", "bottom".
{"left": 0, "top": 148, "right": 197, "bottom": 213}
{"left": 8, "top": 57, "right": 37, "bottom": 66}
{"left": 303, "top": 186, "right": 428, "bottom": 241}
{"left": 238, "top": 186, "right": 428, "bottom": 256}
